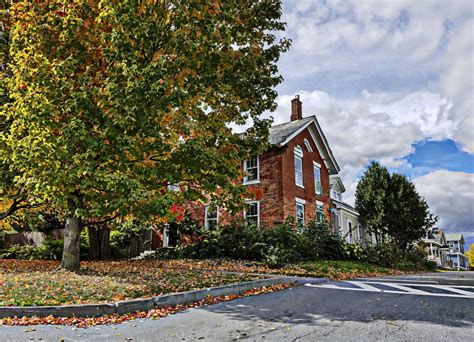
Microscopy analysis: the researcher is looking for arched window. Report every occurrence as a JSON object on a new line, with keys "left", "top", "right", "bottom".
{"left": 304, "top": 139, "right": 313, "bottom": 152}
{"left": 294, "top": 145, "right": 303, "bottom": 187}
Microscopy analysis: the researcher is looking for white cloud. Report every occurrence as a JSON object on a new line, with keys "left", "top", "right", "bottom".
{"left": 278, "top": 0, "right": 473, "bottom": 152}
{"left": 270, "top": 89, "right": 456, "bottom": 204}
{"left": 414, "top": 171, "right": 474, "bottom": 235}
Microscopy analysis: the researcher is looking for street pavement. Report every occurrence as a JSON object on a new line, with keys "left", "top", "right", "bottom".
{"left": 1, "top": 272, "right": 473, "bottom": 341}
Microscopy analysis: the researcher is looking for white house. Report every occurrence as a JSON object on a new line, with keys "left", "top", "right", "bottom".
{"left": 329, "top": 175, "right": 368, "bottom": 244}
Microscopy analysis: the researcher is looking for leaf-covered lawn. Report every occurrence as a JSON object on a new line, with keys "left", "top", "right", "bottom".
{"left": 0, "top": 260, "right": 261, "bottom": 307}
{"left": 140, "top": 258, "right": 402, "bottom": 280}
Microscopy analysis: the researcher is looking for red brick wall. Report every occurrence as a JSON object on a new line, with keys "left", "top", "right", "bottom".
{"left": 281, "top": 127, "right": 331, "bottom": 223}
{"left": 187, "top": 123, "right": 332, "bottom": 227}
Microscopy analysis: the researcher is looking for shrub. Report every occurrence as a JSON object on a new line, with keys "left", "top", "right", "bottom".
{"left": 342, "top": 242, "right": 364, "bottom": 260}
{"left": 0, "top": 236, "right": 90, "bottom": 261}
{"left": 362, "top": 243, "right": 435, "bottom": 271}
{"left": 302, "top": 220, "right": 345, "bottom": 260}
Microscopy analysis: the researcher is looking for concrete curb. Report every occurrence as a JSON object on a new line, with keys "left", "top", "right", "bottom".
{"left": 0, "top": 276, "right": 327, "bottom": 319}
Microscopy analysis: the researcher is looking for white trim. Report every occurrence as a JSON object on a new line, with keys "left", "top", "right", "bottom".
{"left": 243, "top": 179, "right": 261, "bottom": 186}
{"left": 294, "top": 153, "right": 304, "bottom": 188}
{"left": 347, "top": 220, "right": 353, "bottom": 243}
{"left": 277, "top": 118, "right": 340, "bottom": 173}
{"left": 294, "top": 145, "right": 304, "bottom": 157}
{"left": 295, "top": 197, "right": 306, "bottom": 204}
{"left": 316, "top": 200, "right": 324, "bottom": 206}
{"left": 313, "top": 163, "right": 322, "bottom": 195}
{"left": 244, "top": 200, "right": 260, "bottom": 227}
{"left": 296, "top": 201, "right": 305, "bottom": 226}
{"left": 204, "top": 205, "right": 219, "bottom": 230}
{"left": 304, "top": 139, "right": 313, "bottom": 152}
{"left": 243, "top": 155, "right": 259, "bottom": 184}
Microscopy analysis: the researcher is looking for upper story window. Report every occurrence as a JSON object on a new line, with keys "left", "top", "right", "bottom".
{"left": 303, "top": 139, "right": 313, "bottom": 152}
{"left": 244, "top": 201, "right": 260, "bottom": 226}
{"left": 296, "top": 199, "right": 305, "bottom": 228}
{"left": 294, "top": 145, "right": 304, "bottom": 187}
{"left": 331, "top": 190, "right": 342, "bottom": 201}
{"left": 243, "top": 156, "right": 259, "bottom": 184}
{"left": 205, "top": 205, "right": 218, "bottom": 230}
{"left": 314, "top": 161, "right": 322, "bottom": 195}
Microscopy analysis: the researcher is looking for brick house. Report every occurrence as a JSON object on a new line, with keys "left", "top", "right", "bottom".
{"left": 189, "top": 95, "right": 341, "bottom": 230}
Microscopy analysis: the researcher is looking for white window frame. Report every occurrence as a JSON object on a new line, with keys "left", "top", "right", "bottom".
{"left": 294, "top": 146, "right": 304, "bottom": 188}
{"left": 295, "top": 197, "right": 305, "bottom": 227}
{"left": 316, "top": 200, "right": 324, "bottom": 223}
{"left": 244, "top": 201, "right": 260, "bottom": 227}
{"left": 357, "top": 224, "right": 363, "bottom": 241}
{"left": 204, "top": 205, "right": 219, "bottom": 230}
{"left": 347, "top": 220, "right": 353, "bottom": 243}
{"left": 243, "top": 155, "right": 260, "bottom": 185}
{"left": 304, "top": 139, "right": 313, "bottom": 152}
{"left": 313, "top": 161, "right": 322, "bottom": 195}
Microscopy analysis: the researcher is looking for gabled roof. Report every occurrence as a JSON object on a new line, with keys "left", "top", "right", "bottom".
{"left": 445, "top": 233, "right": 464, "bottom": 242}
{"left": 269, "top": 116, "right": 340, "bottom": 174}
{"left": 332, "top": 198, "right": 359, "bottom": 216}
{"left": 329, "top": 175, "right": 346, "bottom": 193}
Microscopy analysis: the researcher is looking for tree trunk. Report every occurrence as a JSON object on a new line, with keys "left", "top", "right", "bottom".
{"left": 88, "top": 224, "right": 111, "bottom": 260}
{"left": 60, "top": 215, "right": 82, "bottom": 271}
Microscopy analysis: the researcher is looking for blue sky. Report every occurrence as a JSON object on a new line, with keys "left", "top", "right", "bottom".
{"left": 266, "top": 0, "right": 474, "bottom": 250}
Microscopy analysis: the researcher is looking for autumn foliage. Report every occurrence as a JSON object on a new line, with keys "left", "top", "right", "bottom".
{"left": 1, "top": 1, "right": 290, "bottom": 270}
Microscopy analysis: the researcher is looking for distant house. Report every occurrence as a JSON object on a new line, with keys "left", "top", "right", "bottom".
{"left": 445, "top": 233, "right": 469, "bottom": 270}
{"left": 329, "top": 176, "right": 368, "bottom": 244}
{"left": 420, "top": 228, "right": 451, "bottom": 269}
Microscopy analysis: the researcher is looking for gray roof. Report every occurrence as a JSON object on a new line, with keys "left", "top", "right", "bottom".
{"left": 268, "top": 117, "right": 314, "bottom": 145}
{"left": 445, "top": 233, "right": 464, "bottom": 242}
{"left": 332, "top": 198, "right": 359, "bottom": 215}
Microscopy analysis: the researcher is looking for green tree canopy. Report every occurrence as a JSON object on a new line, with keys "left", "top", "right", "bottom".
{"left": 354, "top": 161, "right": 390, "bottom": 240}
{"left": 2, "top": 0, "right": 290, "bottom": 270}
{"left": 355, "top": 161, "right": 437, "bottom": 249}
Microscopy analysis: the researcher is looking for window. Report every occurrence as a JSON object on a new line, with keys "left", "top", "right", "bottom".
{"left": 331, "top": 190, "right": 342, "bottom": 201}
{"left": 314, "top": 162, "right": 322, "bottom": 194}
{"left": 205, "top": 205, "right": 218, "bottom": 230}
{"left": 358, "top": 224, "right": 363, "bottom": 241}
{"left": 296, "top": 201, "right": 305, "bottom": 228}
{"left": 244, "top": 201, "right": 259, "bottom": 226}
{"left": 304, "top": 139, "right": 313, "bottom": 152}
{"left": 347, "top": 221, "right": 353, "bottom": 243}
{"left": 316, "top": 202, "right": 324, "bottom": 222}
{"left": 243, "top": 156, "right": 259, "bottom": 184}
{"left": 294, "top": 146, "right": 303, "bottom": 187}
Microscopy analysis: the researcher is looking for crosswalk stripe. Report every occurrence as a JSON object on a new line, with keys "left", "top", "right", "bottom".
{"left": 305, "top": 281, "right": 474, "bottom": 299}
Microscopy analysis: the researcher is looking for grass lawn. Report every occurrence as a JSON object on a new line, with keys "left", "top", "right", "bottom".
{"left": 140, "top": 258, "right": 401, "bottom": 280}
{"left": 0, "top": 258, "right": 400, "bottom": 307}
{"left": 0, "top": 260, "right": 261, "bottom": 307}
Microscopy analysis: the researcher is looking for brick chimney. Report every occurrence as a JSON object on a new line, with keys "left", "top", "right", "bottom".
{"left": 291, "top": 95, "right": 302, "bottom": 121}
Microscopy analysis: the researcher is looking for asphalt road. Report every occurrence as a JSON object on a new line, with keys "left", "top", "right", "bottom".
{"left": 1, "top": 272, "right": 473, "bottom": 341}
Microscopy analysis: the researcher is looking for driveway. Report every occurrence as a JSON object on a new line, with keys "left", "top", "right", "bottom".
{"left": 1, "top": 272, "right": 473, "bottom": 341}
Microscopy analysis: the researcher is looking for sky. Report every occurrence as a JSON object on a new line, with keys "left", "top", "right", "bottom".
{"left": 261, "top": 0, "right": 474, "bottom": 249}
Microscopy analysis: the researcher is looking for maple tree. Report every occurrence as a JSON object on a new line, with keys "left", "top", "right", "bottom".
{"left": 1, "top": 1, "right": 290, "bottom": 270}
{"left": 466, "top": 244, "right": 473, "bottom": 270}
{"left": 1, "top": 0, "right": 42, "bottom": 227}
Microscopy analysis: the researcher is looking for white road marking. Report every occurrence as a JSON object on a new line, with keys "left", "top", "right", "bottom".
{"left": 305, "top": 281, "right": 474, "bottom": 299}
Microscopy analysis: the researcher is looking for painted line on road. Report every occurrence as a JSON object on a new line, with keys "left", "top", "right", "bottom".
{"left": 305, "top": 281, "right": 474, "bottom": 299}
